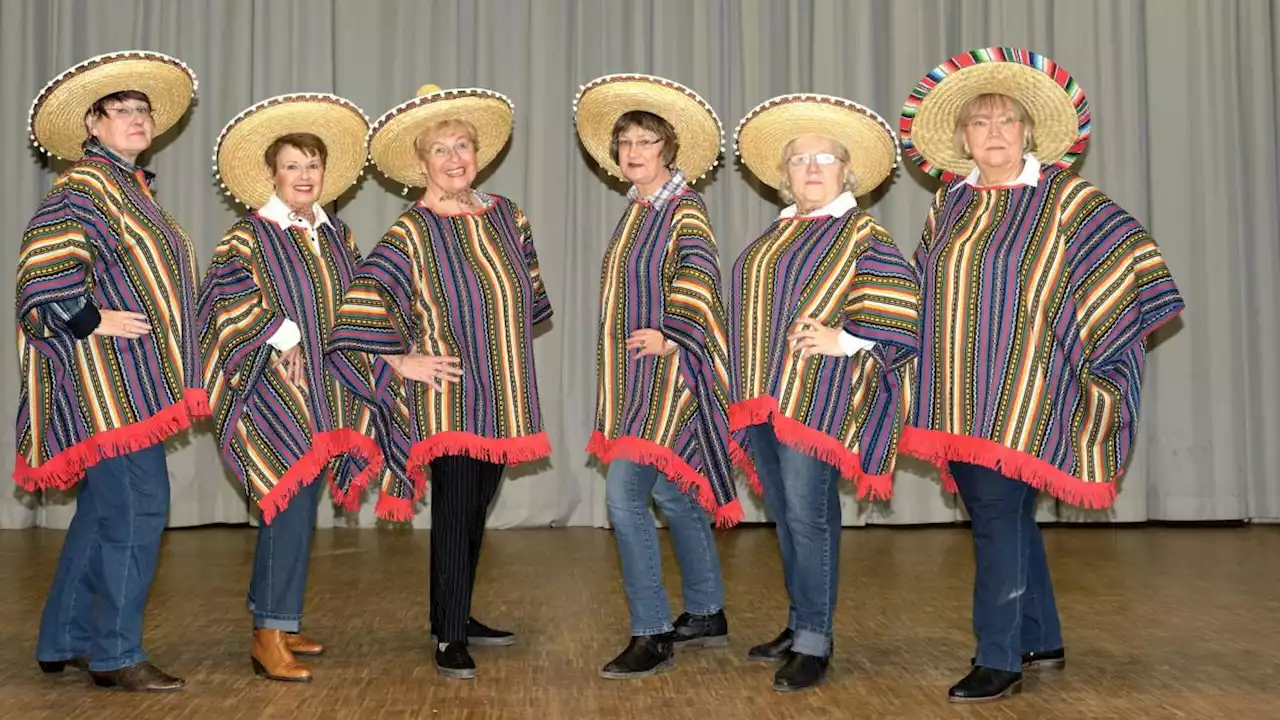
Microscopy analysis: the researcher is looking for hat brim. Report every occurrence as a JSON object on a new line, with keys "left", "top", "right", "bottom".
{"left": 30, "top": 51, "right": 197, "bottom": 161}
{"left": 368, "top": 89, "right": 513, "bottom": 188}
{"left": 735, "top": 94, "right": 900, "bottom": 194}
{"left": 215, "top": 94, "right": 370, "bottom": 208}
{"left": 574, "top": 74, "right": 723, "bottom": 182}
{"left": 900, "top": 48, "right": 1090, "bottom": 181}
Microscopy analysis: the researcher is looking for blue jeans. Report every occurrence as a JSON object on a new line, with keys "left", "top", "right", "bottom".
{"left": 605, "top": 459, "right": 725, "bottom": 636}
{"left": 747, "top": 424, "right": 841, "bottom": 658}
{"left": 36, "top": 443, "right": 170, "bottom": 672}
{"left": 951, "top": 461, "right": 1064, "bottom": 673}
{"left": 246, "top": 475, "right": 324, "bottom": 632}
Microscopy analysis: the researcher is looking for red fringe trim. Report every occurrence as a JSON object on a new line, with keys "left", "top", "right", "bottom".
{"left": 13, "top": 389, "right": 211, "bottom": 492}
{"left": 899, "top": 426, "right": 1119, "bottom": 510}
{"left": 373, "top": 431, "right": 553, "bottom": 523}
{"left": 376, "top": 491, "right": 414, "bottom": 523}
{"left": 258, "top": 428, "right": 385, "bottom": 525}
{"left": 729, "top": 396, "right": 893, "bottom": 502}
{"left": 407, "top": 431, "right": 551, "bottom": 471}
{"left": 586, "top": 431, "right": 744, "bottom": 528}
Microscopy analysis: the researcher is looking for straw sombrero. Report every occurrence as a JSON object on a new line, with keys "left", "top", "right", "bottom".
{"left": 900, "top": 47, "right": 1091, "bottom": 182}
{"left": 367, "top": 84, "right": 514, "bottom": 188}
{"left": 574, "top": 74, "right": 724, "bottom": 182}
{"left": 214, "top": 94, "right": 370, "bottom": 208}
{"left": 29, "top": 50, "right": 197, "bottom": 161}
{"left": 734, "top": 94, "right": 900, "bottom": 194}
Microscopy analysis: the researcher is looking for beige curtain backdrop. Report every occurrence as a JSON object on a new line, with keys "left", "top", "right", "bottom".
{"left": 0, "top": 0, "right": 1272, "bottom": 530}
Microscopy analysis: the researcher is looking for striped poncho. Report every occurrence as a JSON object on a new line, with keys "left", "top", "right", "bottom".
{"left": 729, "top": 200, "right": 921, "bottom": 501}
{"left": 901, "top": 164, "right": 1185, "bottom": 509}
{"left": 14, "top": 147, "right": 209, "bottom": 490}
{"left": 587, "top": 181, "right": 742, "bottom": 527}
{"left": 197, "top": 211, "right": 389, "bottom": 523}
{"left": 327, "top": 193, "right": 552, "bottom": 520}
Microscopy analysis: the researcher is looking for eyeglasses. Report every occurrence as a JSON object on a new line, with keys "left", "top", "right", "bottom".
{"left": 616, "top": 138, "right": 663, "bottom": 151}
{"left": 103, "top": 105, "right": 153, "bottom": 120}
{"left": 785, "top": 152, "right": 840, "bottom": 167}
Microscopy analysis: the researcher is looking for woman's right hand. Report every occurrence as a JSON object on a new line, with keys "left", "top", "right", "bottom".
{"left": 92, "top": 310, "right": 151, "bottom": 339}
{"left": 385, "top": 352, "right": 464, "bottom": 392}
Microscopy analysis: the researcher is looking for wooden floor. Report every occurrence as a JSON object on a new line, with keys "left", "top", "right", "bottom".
{"left": 1, "top": 524, "right": 1278, "bottom": 719}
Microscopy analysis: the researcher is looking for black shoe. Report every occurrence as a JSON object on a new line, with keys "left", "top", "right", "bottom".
{"left": 1022, "top": 647, "right": 1066, "bottom": 669}
{"left": 969, "top": 647, "right": 1066, "bottom": 670}
{"left": 747, "top": 628, "right": 793, "bottom": 662}
{"left": 599, "top": 633, "right": 675, "bottom": 679}
{"left": 434, "top": 642, "right": 476, "bottom": 680}
{"left": 672, "top": 610, "right": 729, "bottom": 649}
{"left": 948, "top": 666, "right": 1023, "bottom": 703}
{"left": 89, "top": 661, "right": 186, "bottom": 692}
{"left": 39, "top": 656, "right": 89, "bottom": 674}
{"left": 773, "top": 652, "right": 829, "bottom": 692}
{"left": 430, "top": 617, "right": 517, "bottom": 647}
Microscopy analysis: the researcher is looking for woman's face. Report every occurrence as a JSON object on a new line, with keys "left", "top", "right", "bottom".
{"left": 271, "top": 145, "right": 325, "bottom": 210}
{"left": 616, "top": 124, "right": 667, "bottom": 190}
{"left": 86, "top": 98, "right": 154, "bottom": 160}
{"left": 785, "top": 135, "right": 845, "bottom": 211}
{"left": 418, "top": 131, "right": 478, "bottom": 195}
{"left": 962, "top": 97, "right": 1027, "bottom": 176}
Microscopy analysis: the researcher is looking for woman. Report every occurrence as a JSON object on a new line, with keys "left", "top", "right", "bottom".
{"left": 199, "top": 93, "right": 393, "bottom": 683}
{"left": 327, "top": 84, "right": 551, "bottom": 680}
{"left": 898, "top": 48, "right": 1185, "bottom": 702}
{"left": 730, "top": 94, "right": 921, "bottom": 692}
{"left": 574, "top": 74, "right": 740, "bottom": 680}
{"left": 16, "top": 51, "right": 204, "bottom": 692}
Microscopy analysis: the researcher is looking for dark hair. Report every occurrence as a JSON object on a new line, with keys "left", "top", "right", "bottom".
{"left": 609, "top": 110, "right": 678, "bottom": 166}
{"left": 264, "top": 132, "right": 329, "bottom": 173}
{"left": 86, "top": 90, "right": 152, "bottom": 120}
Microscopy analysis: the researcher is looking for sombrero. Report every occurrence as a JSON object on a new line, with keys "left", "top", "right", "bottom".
{"left": 367, "top": 84, "right": 514, "bottom": 188}
{"left": 29, "top": 50, "right": 197, "bottom": 161}
{"left": 214, "top": 93, "right": 370, "bottom": 208}
{"left": 574, "top": 73, "right": 724, "bottom": 182}
{"left": 900, "top": 47, "right": 1091, "bottom": 181}
{"left": 734, "top": 94, "right": 900, "bottom": 194}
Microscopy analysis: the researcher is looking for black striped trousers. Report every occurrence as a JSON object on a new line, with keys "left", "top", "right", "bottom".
{"left": 429, "top": 454, "right": 505, "bottom": 644}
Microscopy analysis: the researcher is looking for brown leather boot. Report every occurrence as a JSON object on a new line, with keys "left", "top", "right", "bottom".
{"left": 251, "top": 629, "right": 312, "bottom": 683}
{"left": 285, "top": 633, "right": 325, "bottom": 656}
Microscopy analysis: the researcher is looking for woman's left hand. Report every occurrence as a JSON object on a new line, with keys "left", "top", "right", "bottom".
{"left": 277, "top": 344, "right": 308, "bottom": 387}
{"left": 626, "top": 329, "right": 678, "bottom": 357}
{"left": 788, "top": 317, "right": 844, "bottom": 358}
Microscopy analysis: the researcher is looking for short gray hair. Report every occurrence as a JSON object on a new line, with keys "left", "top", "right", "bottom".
{"left": 776, "top": 136, "right": 859, "bottom": 204}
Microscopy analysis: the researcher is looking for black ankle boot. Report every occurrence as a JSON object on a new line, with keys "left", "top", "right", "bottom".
{"left": 773, "top": 651, "right": 829, "bottom": 692}
{"left": 434, "top": 642, "right": 476, "bottom": 680}
{"left": 948, "top": 666, "right": 1023, "bottom": 702}
{"left": 747, "top": 628, "right": 793, "bottom": 662}
{"left": 599, "top": 633, "right": 675, "bottom": 679}
{"left": 672, "top": 610, "right": 729, "bottom": 649}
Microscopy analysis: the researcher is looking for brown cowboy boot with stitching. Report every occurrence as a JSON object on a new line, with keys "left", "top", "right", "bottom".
{"left": 285, "top": 633, "right": 324, "bottom": 656}
{"left": 251, "top": 629, "right": 312, "bottom": 682}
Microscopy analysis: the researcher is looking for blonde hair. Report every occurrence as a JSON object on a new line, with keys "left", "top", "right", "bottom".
{"left": 413, "top": 118, "right": 481, "bottom": 162}
{"left": 776, "top": 136, "right": 858, "bottom": 204}
{"left": 953, "top": 93, "right": 1037, "bottom": 159}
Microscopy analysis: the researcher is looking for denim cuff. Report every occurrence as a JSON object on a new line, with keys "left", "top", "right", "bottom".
{"left": 255, "top": 615, "right": 301, "bottom": 633}
{"left": 791, "top": 628, "right": 832, "bottom": 657}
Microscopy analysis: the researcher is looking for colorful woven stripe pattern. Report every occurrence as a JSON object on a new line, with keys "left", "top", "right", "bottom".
{"left": 901, "top": 168, "right": 1185, "bottom": 508}
{"left": 14, "top": 150, "right": 209, "bottom": 489}
{"left": 327, "top": 196, "right": 552, "bottom": 520}
{"left": 198, "top": 214, "right": 387, "bottom": 523}
{"left": 729, "top": 210, "right": 920, "bottom": 501}
{"left": 586, "top": 188, "right": 742, "bottom": 527}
